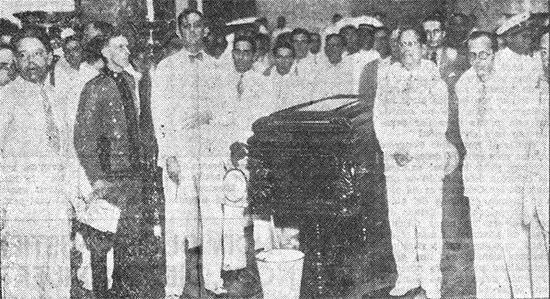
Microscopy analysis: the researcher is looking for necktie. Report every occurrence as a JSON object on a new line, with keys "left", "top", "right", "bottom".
{"left": 40, "top": 86, "right": 61, "bottom": 153}
{"left": 237, "top": 73, "right": 244, "bottom": 98}
{"left": 112, "top": 72, "right": 140, "bottom": 168}
{"left": 477, "top": 82, "right": 488, "bottom": 125}
{"left": 430, "top": 51, "right": 437, "bottom": 65}
{"left": 189, "top": 52, "right": 203, "bottom": 63}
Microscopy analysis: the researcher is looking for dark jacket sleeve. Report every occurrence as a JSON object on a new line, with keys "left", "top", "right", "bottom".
{"left": 74, "top": 78, "right": 106, "bottom": 185}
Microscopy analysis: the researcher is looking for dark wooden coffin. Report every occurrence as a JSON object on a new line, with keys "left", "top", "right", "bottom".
{"left": 247, "top": 95, "right": 379, "bottom": 218}
{"left": 247, "top": 95, "right": 388, "bottom": 298}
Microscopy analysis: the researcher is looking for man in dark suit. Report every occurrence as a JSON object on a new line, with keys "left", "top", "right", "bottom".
{"left": 74, "top": 31, "right": 150, "bottom": 298}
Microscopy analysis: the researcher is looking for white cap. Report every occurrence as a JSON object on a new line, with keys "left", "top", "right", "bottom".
{"left": 60, "top": 28, "right": 75, "bottom": 39}
{"left": 496, "top": 12, "right": 530, "bottom": 35}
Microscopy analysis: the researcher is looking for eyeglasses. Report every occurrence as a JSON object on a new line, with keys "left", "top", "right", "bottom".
{"left": 468, "top": 50, "right": 493, "bottom": 61}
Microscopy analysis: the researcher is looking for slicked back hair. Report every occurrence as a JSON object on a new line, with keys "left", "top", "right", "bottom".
{"left": 468, "top": 30, "right": 499, "bottom": 53}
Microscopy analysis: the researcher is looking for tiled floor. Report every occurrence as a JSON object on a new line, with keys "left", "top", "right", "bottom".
{"left": 72, "top": 169, "right": 476, "bottom": 299}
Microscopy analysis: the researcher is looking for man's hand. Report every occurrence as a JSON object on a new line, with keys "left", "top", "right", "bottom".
{"left": 393, "top": 150, "right": 413, "bottom": 167}
{"left": 444, "top": 142, "right": 459, "bottom": 176}
{"left": 230, "top": 142, "right": 248, "bottom": 168}
{"left": 182, "top": 110, "right": 213, "bottom": 129}
{"left": 166, "top": 156, "right": 181, "bottom": 185}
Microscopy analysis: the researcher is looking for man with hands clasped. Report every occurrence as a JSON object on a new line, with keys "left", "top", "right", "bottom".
{"left": 372, "top": 28, "right": 458, "bottom": 299}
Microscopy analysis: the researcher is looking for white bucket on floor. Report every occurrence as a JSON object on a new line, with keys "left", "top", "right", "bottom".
{"left": 255, "top": 249, "right": 304, "bottom": 299}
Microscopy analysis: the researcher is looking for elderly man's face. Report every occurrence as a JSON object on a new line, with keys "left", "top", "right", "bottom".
{"left": 423, "top": 20, "right": 446, "bottom": 48}
{"left": 468, "top": 36, "right": 495, "bottom": 82}
{"left": 232, "top": 40, "right": 255, "bottom": 73}
{"left": 179, "top": 12, "right": 205, "bottom": 47}
{"left": 399, "top": 30, "right": 422, "bottom": 70}
{"left": 309, "top": 34, "right": 321, "bottom": 54}
{"left": 325, "top": 35, "right": 345, "bottom": 65}
{"left": 292, "top": 33, "right": 310, "bottom": 59}
{"left": 16, "top": 37, "right": 52, "bottom": 84}
{"left": 274, "top": 47, "right": 294, "bottom": 75}
{"left": 0, "top": 48, "right": 15, "bottom": 86}
{"left": 63, "top": 39, "right": 83, "bottom": 70}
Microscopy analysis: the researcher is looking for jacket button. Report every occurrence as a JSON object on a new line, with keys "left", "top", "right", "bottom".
{"left": 112, "top": 118, "right": 117, "bottom": 123}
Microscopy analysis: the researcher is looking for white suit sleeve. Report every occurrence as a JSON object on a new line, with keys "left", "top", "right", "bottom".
{"left": 151, "top": 62, "right": 177, "bottom": 167}
{"left": 373, "top": 69, "right": 402, "bottom": 157}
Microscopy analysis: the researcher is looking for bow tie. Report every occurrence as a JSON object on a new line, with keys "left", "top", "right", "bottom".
{"left": 189, "top": 52, "right": 203, "bottom": 63}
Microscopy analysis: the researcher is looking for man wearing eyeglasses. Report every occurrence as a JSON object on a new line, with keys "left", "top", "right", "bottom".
{"left": 456, "top": 31, "right": 540, "bottom": 298}
{"left": 0, "top": 44, "right": 16, "bottom": 87}
{"left": 0, "top": 28, "right": 72, "bottom": 299}
{"left": 373, "top": 28, "right": 457, "bottom": 299}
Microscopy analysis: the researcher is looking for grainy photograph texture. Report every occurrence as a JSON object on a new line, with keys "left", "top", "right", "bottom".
{"left": 0, "top": 0, "right": 548, "bottom": 298}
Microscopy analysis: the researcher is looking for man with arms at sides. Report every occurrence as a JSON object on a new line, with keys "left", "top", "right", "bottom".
{"left": 0, "top": 28, "right": 72, "bottom": 299}
{"left": 313, "top": 33, "right": 354, "bottom": 99}
{"left": 270, "top": 42, "right": 309, "bottom": 110}
{"left": 421, "top": 13, "right": 470, "bottom": 251}
{"left": 524, "top": 29, "right": 549, "bottom": 299}
{"left": 0, "top": 44, "right": 16, "bottom": 87}
{"left": 456, "top": 31, "right": 539, "bottom": 298}
{"left": 151, "top": 8, "right": 222, "bottom": 297}
{"left": 373, "top": 28, "right": 457, "bottom": 299}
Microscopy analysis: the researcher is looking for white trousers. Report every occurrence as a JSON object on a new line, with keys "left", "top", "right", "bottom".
{"left": 470, "top": 194, "right": 531, "bottom": 298}
{"left": 200, "top": 158, "right": 246, "bottom": 291}
{"left": 163, "top": 166, "right": 199, "bottom": 296}
{"left": 386, "top": 165, "right": 443, "bottom": 299}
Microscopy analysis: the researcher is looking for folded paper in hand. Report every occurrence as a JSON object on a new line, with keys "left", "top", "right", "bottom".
{"left": 79, "top": 199, "right": 121, "bottom": 233}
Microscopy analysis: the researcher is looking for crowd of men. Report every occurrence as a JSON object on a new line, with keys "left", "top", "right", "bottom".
{"left": 0, "top": 7, "right": 548, "bottom": 299}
